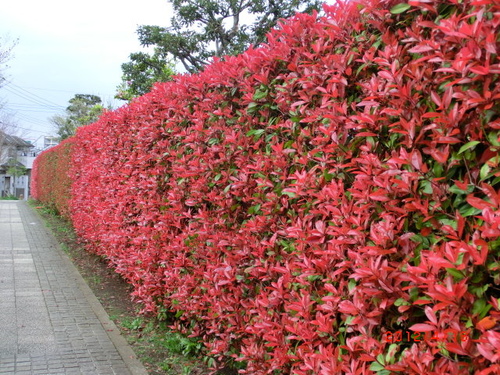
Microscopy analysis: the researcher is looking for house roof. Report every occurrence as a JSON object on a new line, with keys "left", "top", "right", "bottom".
{"left": 0, "top": 159, "right": 25, "bottom": 169}
{"left": 0, "top": 131, "right": 34, "bottom": 148}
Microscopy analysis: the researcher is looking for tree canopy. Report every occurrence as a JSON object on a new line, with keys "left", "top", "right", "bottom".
{"left": 140, "top": 0, "right": 321, "bottom": 72}
{"left": 50, "top": 94, "right": 104, "bottom": 140}
{"left": 115, "top": 52, "right": 176, "bottom": 101}
{"left": 116, "top": 0, "right": 321, "bottom": 100}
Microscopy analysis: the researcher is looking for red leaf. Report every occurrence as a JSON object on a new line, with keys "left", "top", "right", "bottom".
{"left": 466, "top": 196, "right": 495, "bottom": 210}
{"left": 408, "top": 45, "right": 434, "bottom": 54}
{"left": 424, "top": 306, "right": 438, "bottom": 325}
{"left": 339, "top": 300, "right": 359, "bottom": 315}
{"left": 470, "top": 66, "right": 490, "bottom": 75}
{"left": 477, "top": 316, "right": 496, "bottom": 330}
{"left": 409, "top": 323, "right": 436, "bottom": 332}
{"left": 445, "top": 342, "right": 469, "bottom": 355}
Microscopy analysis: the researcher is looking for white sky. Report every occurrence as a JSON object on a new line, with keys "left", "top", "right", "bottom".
{"left": 0, "top": 0, "right": 172, "bottom": 147}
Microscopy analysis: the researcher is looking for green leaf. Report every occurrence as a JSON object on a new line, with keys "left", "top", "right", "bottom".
{"left": 481, "top": 155, "right": 500, "bottom": 181}
{"left": 459, "top": 204, "right": 481, "bottom": 217}
{"left": 394, "top": 298, "right": 410, "bottom": 306}
{"left": 373, "top": 39, "right": 382, "bottom": 50}
{"left": 488, "top": 239, "right": 500, "bottom": 254}
{"left": 449, "top": 183, "right": 474, "bottom": 195}
{"left": 208, "top": 137, "right": 220, "bottom": 145}
{"left": 282, "top": 191, "right": 296, "bottom": 198}
{"left": 433, "top": 162, "right": 444, "bottom": 177}
{"left": 345, "top": 316, "right": 355, "bottom": 325}
{"left": 439, "top": 218, "right": 457, "bottom": 230}
{"left": 458, "top": 141, "right": 480, "bottom": 154}
{"left": 470, "top": 284, "right": 489, "bottom": 298}
{"left": 390, "top": 3, "right": 411, "bottom": 14}
{"left": 356, "top": 63, "right": 368, "bottom": 76}
{"left": 370, "top": 362, "right": 385, "bottom": 372}
{"left": 409, "top": 287, "right": 419, "bottom": 301}
{"left": 268, "top": 116, "right": 279, "bottom": 126}
{"left": 254, "top": 129, "right": 265, "bottom": 138}
{"left": 486, "top": 260, "right": 500, "bottom": 271}
{"left": 446, "top": 268, "right": 465, "bottom": 280}
{"left": 492, "top": 176, "right": 500, "bottom": 187}
{"left": 307, "top": 274, "right": 322, "bottom": 282}
{"left": 472, "top": 299, "right": 492, "bottom": 319}
{"left": 480, "top": 163, "right": 492, "bottom": 181}
{"left": 253, "top": 89, "right": 268, "bottom": 100}
{"left": 377, "top": 353, "right": 385, "bottom": 365}
{"left": 420, "top": 180, "right": 433, "bottom": 194}
{"left": 247, "top": 102, "right": 259, "bottom": 111}
{"left": 323, "top": 172, "right": 334, "bottom": 182}
{"left": 247, "top": 204, "right": 261, "bottom": 214}
{"left": 348, "top": 278, "right": 356, "bottom": 292}
{"left": 488, "top": 131, "right": 500, "bottom": 147}
{"left": 471, "top": 270, "right": 485, "bottom": 284}
{"left": 385, "top": 343, "right": 400, "bottom": 365}
{"left": 246, "top": 128, "right": 265, "bottom": 140}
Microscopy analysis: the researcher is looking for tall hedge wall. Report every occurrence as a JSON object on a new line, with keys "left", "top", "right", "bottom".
{"left": 31, "top": 138, "right": 74, "bottom": 218}
{"left": 32, "top": 0, "right": 500, "bottom": 373}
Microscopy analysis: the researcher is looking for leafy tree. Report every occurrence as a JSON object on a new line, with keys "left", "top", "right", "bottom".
{"left": 115, "top": 51, "right": 176, "bottom": 101}
{"left": 142, "top": 0, "right": 322, "bottom": 72}
{"left": 116, "top": 0, "right": 321, "bottom": 100}
{"left": 50, "top": 94, "right": 105, "bottom": 140}
{"left": 6, "top": 161, "right": 27, "bottom": 177}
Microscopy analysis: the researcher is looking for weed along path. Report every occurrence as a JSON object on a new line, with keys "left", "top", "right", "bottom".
{"left": 0, "top": 200, "right": 147, "bottom": 375}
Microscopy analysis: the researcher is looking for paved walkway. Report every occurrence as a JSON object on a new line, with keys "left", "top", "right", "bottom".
{"left": 0, "top": 201, "right": 147, "bottom": 375}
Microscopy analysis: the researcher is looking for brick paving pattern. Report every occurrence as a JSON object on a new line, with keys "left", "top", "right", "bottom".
{"left": 0, "top": 201, "right": 146, "bottom": 375}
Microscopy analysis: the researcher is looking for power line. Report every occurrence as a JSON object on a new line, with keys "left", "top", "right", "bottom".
{"left": 5, "top": 103, "right": 61, "bottom": 113}
{"left": 6, "top": 82, "right": 66, "bottom": 108}
{"left": 2, "top": 87, "right": 62, "bottom": 110}
{"left": 11, "top": 124, "right": 52, "bottom": 135}
{"left": 2, "top": 84, "right": 65, "bottom": 110}
{"left": 15, "top": 86, "right": 76, "bottom": 94}
{"left": 0, "top": 103, "right": 53, "bottom": 125}
{"left": 15, "top": 113, "right": 51, "bottom": 126}
{"left": 0, "top": 83, "right": 63, "bottom": 132}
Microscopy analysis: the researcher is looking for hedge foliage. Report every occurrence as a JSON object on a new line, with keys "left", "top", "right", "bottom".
{"left": 32, "top": 0, "right": 500, "bottom": 373}
{"left": 31, "top": 138, "right": 73, "bottom": 217}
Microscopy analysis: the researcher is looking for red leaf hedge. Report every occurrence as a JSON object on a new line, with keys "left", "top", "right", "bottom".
{"left": 31, "top": 138, "right": 74, "bottom": 218}
{"left": 32, "top": 0, "right": 500, "bottom": 373}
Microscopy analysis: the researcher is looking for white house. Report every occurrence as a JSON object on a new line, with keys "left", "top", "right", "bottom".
{"left": 0, "top": 131, "right": 36, "bottom": 199}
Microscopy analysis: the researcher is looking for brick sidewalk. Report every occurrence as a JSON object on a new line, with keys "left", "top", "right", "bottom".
{"left": 0, "top": 201, "right": 147, "bottom": 375}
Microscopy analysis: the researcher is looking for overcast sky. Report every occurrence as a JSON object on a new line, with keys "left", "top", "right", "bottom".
{"left": 0, "top": 0, "right": 172, "bottom": 147}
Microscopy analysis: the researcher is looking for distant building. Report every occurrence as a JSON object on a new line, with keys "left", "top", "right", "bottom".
{"left": 0, "top": 131, "right": 36, "bottom": 199}
{"left": 43, "top": 136, "right": 59, "bottom": 150}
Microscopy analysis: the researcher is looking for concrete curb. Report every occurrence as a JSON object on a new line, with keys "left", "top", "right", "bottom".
{"left": 64, "top": 255, "right": 148, "bottom": 375}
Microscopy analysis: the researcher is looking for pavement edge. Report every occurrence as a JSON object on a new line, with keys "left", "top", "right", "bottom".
{"left": 26, "top": 202, "right": 149, "bottom": 375}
